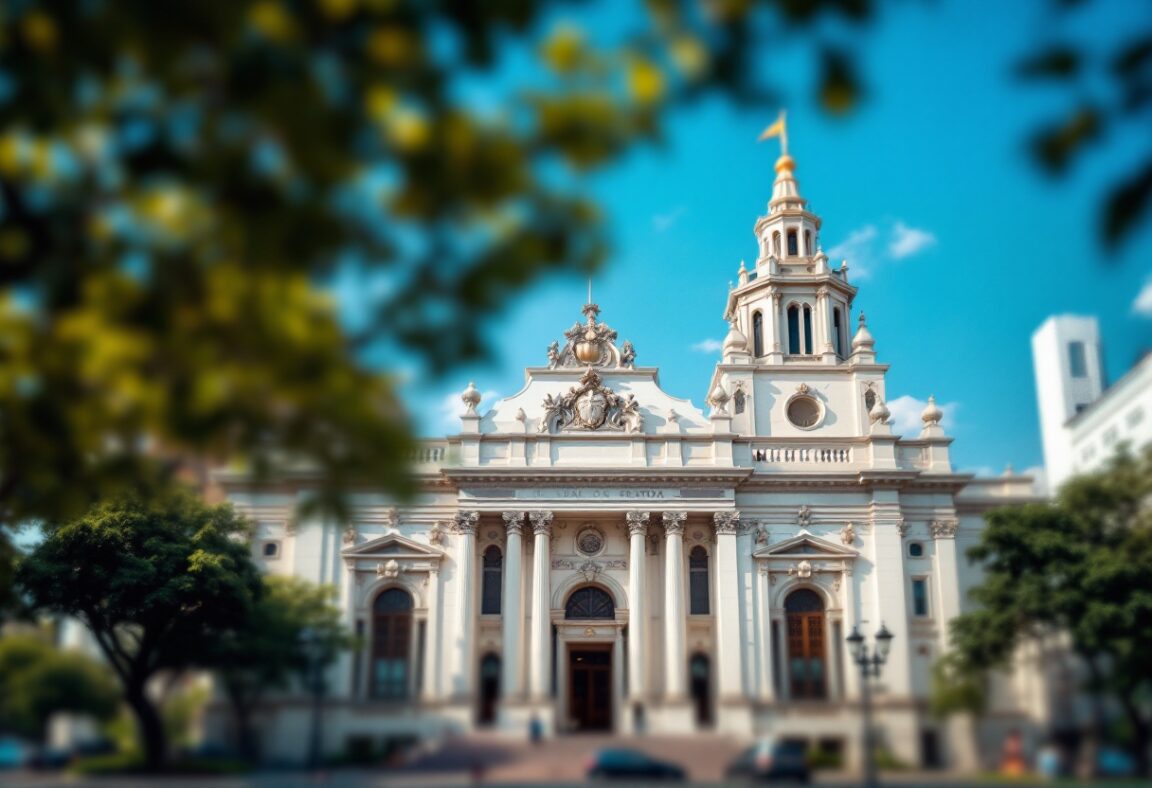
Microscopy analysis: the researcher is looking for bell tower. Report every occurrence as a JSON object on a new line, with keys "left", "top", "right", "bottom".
{"left": 708, "top": 121, "right": 898, "bottom": 442}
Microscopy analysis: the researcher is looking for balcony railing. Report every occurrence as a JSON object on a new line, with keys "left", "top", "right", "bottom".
{"left": 751, "top": 446, "right": 852, "bottom": 464}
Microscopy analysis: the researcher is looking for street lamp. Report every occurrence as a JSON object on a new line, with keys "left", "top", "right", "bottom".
{"left": 846, "top": 623, "right": 895, "bottom": 788}
{"left": 298, "top": 627, "right": 326, "bottom": 771}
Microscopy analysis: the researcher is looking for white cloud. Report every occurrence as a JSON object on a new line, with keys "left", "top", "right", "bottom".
{"left": 826, "top": 219, "right": 936, "bottom": 278}
{"left": 886, "top": 394, "right": 958, "bottom": 435}
{"left": 1132, "top": 278, "right": 1152, "bottom": 317}
{"left": 652, "top": 206, "right": 687, "bottom": 232}
{"left": 437, "top": 387, "right": 501, "bottom": 432}
{"left": 691, "top": 338, "right": 723, "bottom": 353}
{"left": 888, "top": 221, "right": 937, "bottom": 259}
{"left": 827, "top": 224, "right": 878, "bottom": 276}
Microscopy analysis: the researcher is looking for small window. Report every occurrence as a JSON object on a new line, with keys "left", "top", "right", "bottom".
{"left": 481, "top": 545, "right": 502, "bottom": 615}
{"left": 832, "top": 308, "right": 844, "bottom": 357}
{"left": 908, "top": 542, "right": 924, "bottom": 558}
{"left": 787, "top": 230, "right": 799, "bottom": 256}
{"left": 262, "top": 541, "right": 280, "bottom": 558}
{"left": 802, "top": 306, "right": 813, "bottom": 354}
{"left": 911, "top": 578, "right": 929, "bottom": 617}
{"left": 787, "top": 305, "right": 801, "bottom": 354}
{"left": 689, "top": 546, "right": 710, "bottom": 615}
{"left": 752, "top": 311, "right": 764, "bottom": 357}
{"left": 1068, "top": 341, "right": 1088, "bottom": 378}
{"left": 1102, "top": 427, "right": 1118, "bottom": 446}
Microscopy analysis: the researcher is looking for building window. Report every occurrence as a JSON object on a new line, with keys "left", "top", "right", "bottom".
{"left": 481, "top": 545, "right": 502, "bottom": 614}
{"left": 565, "top": 586, "right": 615, "bottom": 619}
{"left": 785, "top": 588, "right": 827, "bottom": 700}
{"left": 911, "top": 578, "right": 930, "bottom": 617}
{"left": 478, "top": 653, "right": 500, "bottom": 725}
{"left": 1102, "top": 427, "right": 1118, "bottom": 446}
{"left": 690, "top": 653, "right": 712, "bottom": 727}
{"left": 787, "top": 229, "right": 799, "bottom": 256}
{"left": 802, "top": 305, "right": 814, "bottom": 354}
{"left": 1068, "top": 341, "right": 1088, "bottom": 378}
{"left": 1128, "top": 407, "right": 1145, "bottom": 427}
{"left": 689, "top": 546, "right": 710, "bottom": 615}
{"left": 772, "top": 231, "right": 781, "bottom": 257}
{"left": 752, "top": 311, "right": 764, "bottom": 357}
{"left": 262, "top": 541, "right": 280, "bottom": 559}
{"left": 908, "top": 542, "right": 924, "bottom": 558}
{"left": 787, "top": 305, "right": 801, "bottom": 354}
{"left": 371, "top": 588, "right": 413, "bottom": 700}
{"left": 832, "top": 308, "right": 844, "bottom": 357}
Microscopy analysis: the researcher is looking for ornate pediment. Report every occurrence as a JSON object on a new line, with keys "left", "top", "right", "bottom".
{"left": 342, "top": 532, "right": 444, "bottom": 560}
{"left": 538, "top": 368, "right": 643, "bottom": 434}
{"left": 754, "top": 529, "right": 859, "bottom": 560}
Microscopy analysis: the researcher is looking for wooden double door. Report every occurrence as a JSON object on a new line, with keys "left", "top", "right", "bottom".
{"left": 785, "top": 588, "right": 827, "bottom": 700}
{"left": 568, "top": 646, "right": 612, "bottom": 731}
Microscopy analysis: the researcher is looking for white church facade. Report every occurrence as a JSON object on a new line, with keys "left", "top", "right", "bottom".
{"left": 216, "top": 150, "right": 1037, "bottom": 769}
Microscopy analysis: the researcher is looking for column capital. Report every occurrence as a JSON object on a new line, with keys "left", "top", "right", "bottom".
{"left": 662, "top": 510, "right": 687, "bottom": 535}
{"left": 452, "top": 510, "right": 479, "bottom": 535}
{"left": 529, "top": 510, "right": 554, "bottom": 536}
{"left": 502, "top": 511, "right": 527, "bottom": 536}
{"left": 626, "top": 510, "right": 650, "bottom": 536}
{"left": 714, "top": 510, "right": 741, "bottom": 535}
{"left": 931, "top": 519, "right": 958, "bottom": 539}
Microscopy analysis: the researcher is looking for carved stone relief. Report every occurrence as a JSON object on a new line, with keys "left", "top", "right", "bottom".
{"left": 539, "top": 368, "right": 642, "bottom": 434}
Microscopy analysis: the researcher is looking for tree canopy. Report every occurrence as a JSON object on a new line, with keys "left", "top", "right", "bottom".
{"left": 0, "top": 630, "right": 120, "bottom": 744}
{"left": 15, "top": 489, "right": 263, "bottom": 770}
{"left": 939, "top": 445, "right": 1152, "bottom": 776}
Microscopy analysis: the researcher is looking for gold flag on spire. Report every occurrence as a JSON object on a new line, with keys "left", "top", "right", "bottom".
{"left": 757, "top": 110, "right": 788, "bottom": 156}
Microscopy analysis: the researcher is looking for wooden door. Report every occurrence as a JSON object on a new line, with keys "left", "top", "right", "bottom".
{"left": 569, "top": 647, "right": 612, "bottom": 731}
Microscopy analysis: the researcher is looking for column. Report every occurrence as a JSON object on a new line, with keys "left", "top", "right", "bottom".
{"left": 528, "top": 510, "right": 554, "bottom": 702}
{"left": 501, "top": 511, "right": 526, "bottom": 701}
{"left": 626, "top": 510, "right": 649, "bottom": 702}
{"left": 755, "top": 566, "right": 776, "bottom": 701}
{"left": 770, "top": 288, "right": 783, "bottom": 360}
{"left": 714, "top": 511, "right": 743, "bottom": 701}
{"left": 452, "top": 510, "right": 479, "bottom": 699}
{"left": 816, "top": 286, "right": 833, "bottom": 356}
{"left": 422, "top": 564, "right": 441, "bottom": 702}
{"left": 662, "top": 511, "right": 688, "bottom": 701}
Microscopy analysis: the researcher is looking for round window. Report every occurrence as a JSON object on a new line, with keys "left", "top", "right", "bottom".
{"left": 576, "top": 527, "right": 604, "bottom": 556}
{"left": 786, "top": 396, "right": 822, "bottom": 429}
{"left": 908, "top": 542, "right": 924, "bottom": 558}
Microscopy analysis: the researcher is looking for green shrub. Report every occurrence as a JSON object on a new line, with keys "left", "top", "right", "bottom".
{"left": 70, "top": 751, "right": 143, "bottom": 776}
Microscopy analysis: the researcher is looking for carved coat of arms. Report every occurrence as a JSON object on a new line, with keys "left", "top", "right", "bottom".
{"left": 539, "top": 368, "right": 642, "bottom": 434}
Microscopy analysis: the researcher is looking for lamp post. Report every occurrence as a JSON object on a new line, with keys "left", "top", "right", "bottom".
{"left": 298, "top": 627, "right": 325, "bottom": 771}
{"left": 846, "top": 623, "right": 894, "bottom": 788}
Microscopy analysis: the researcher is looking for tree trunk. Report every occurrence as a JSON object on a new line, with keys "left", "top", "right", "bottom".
{"left": 1119, "top": 696, "right": 1150, "bottom": 778}
{"left": 125, "top": 683, "right": 167, "bottom": 772}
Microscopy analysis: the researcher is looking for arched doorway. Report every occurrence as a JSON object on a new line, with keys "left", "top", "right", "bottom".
{"left": 689, "top": 653, "right": 712, "bottom": 727}
{"left": 371, "top": 588, "right": 413, "bottom": 700}
{"left": 785, "top": 588, "right": 827, "bottom": 700}
{"left": 478, "top": 653, "right": 500, "bottom": 725}
{"left": 565, "top": 586, "right": 615, "bottom": 731}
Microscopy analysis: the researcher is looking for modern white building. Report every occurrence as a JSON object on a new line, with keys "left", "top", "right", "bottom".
{"left": 214, "top": 150, "right": 1039, "bottom": 770}
{"left": 1032, "top": 315, "right": 1152, "bottom": 492}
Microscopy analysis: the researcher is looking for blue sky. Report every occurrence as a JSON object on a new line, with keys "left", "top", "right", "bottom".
{"left": 394, "top": 0, "right": 1150, "bottom": 478}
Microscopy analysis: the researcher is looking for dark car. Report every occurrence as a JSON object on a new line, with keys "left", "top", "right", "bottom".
{"left": 725, "top": 738, "right": 810, "bottom": 783}
{"left": 586, "top": 748, "right": 686, "bottom": 781}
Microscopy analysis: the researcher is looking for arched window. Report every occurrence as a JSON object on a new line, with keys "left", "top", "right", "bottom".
{"left": 804, "top": 230, "right": 812, "bottom": 256}
{"left": 752, "top": 311, "right": 764, "bottom": 357}
{"left": 772, "top": 231, "right": 781, "bottom": 257}
{"left": 481, "top": 545, "right": 502, "bottom": 614}
{"left": 262, "top": 541, "right": 279, "bottom": 558}
{"left": 371, "top": 588, "right": 413, "bottom": 700}
{"left": 832, "top": 308, "right": 844, "bottom": 357}
{"left": 785, "top": 589, "right": 826, "bottom": 700}
{"left": 864, "top": 388, "right": 876, "bottom": 414}
{"left": 802, "top": 305, "right": 813, "bottom": 354}
{"left": 787, "top": 229, "right": 799, "bottom": 256}
{"left": 689, "top": 546, "right": 710, "bottom": 615}
{"left": 565, "top": 586, "right": 615, "bottom": 619}
{"left": 787, "top": 305, "right": 801, "bottom": 354}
